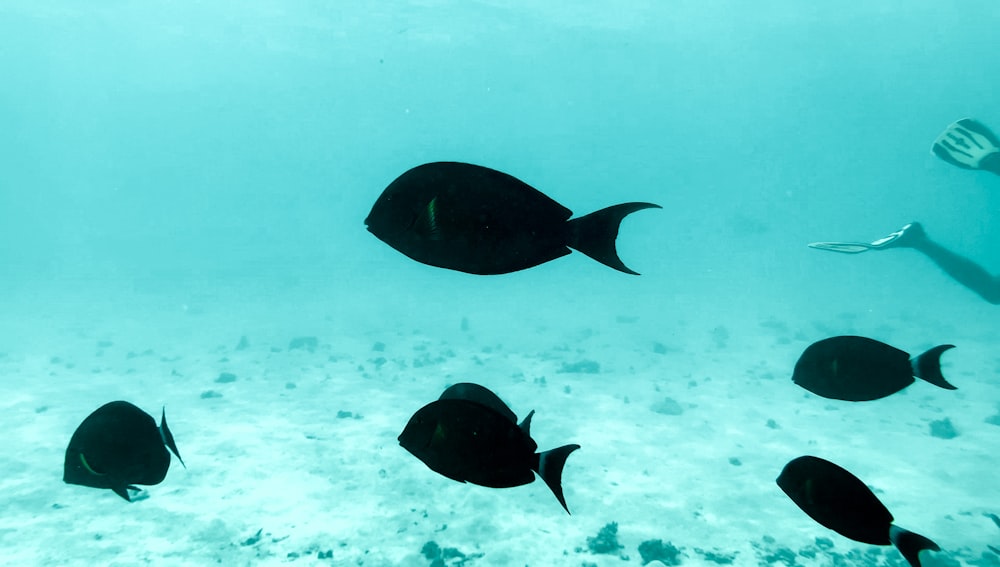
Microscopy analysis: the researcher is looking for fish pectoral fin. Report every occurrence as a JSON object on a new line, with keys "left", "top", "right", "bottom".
{"left": 414, "top": 196, "right": 443, "bottom": 240}
{"left": 79, "top": 453, "right": 106, "bottom": 476}
{"left": 803, "top": 478, "right": 815, "bottom": 505}
{"left": 429, "top": 422, "right": 447, "bottom": 448}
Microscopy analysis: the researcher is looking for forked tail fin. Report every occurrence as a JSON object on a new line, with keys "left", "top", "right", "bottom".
{"left": 889, "top": 524, "right": 941, "bottom": 567}
{"left": 567, "top": 202, "right": 660, "bottom": 275}
{"left": 910, "top": 345, "right": 957, "bottom": 391}
{"left": 534, "top": 444, "right": 581, "bottom": 514}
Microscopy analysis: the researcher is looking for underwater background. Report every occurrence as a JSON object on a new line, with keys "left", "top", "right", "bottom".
{"left": 1, "top": 1, "right": 998, "bottom": 566}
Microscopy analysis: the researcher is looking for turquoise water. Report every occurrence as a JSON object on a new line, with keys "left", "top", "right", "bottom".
{"left": 1, "top": 2, "right": 998, "bottom": 566}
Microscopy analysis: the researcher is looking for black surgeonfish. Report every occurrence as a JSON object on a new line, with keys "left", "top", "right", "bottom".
{"left": 364, "top": 162, "right": 661, "bottom": 275}
{"left": 64, "top": 401, "right": 184, "bottom": 501}
{"left": 398, "top": 382, "right": 580, "bottom": 513}
{"left": 778, "top": 456, "right": 940, "bottom": 567}
{"left": 989, "top": 513, "right": 1000, "bottom": 555}
{"left": 792, "top": 336, "right": 956, "bottom": 401}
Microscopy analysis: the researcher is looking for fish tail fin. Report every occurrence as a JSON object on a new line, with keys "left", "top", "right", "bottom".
{"left": 567, "top": 202, "right": 660, "bottom": 275}
{"left": 910, "top": 345, "right": 957, "bottom": 391}
{"left": 533, "top": 444, "right": 580, "bottom": 514}
{"left": 889, "top": 524, "right": 941, "bottom": 567}
{"left": 160, "top": 407, "right": 186, "bottom": 469}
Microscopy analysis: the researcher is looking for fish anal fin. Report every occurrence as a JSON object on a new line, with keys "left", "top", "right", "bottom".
{"left": 111, "top": 484, "right": 134, "bottom": 502}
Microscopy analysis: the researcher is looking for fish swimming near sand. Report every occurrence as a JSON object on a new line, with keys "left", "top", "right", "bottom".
{"left": 364, "top": 161, "right": 661, "bottom": 275}
{"left": 398, "top": 382, "right": 580, "bottom": 513}
{"left": 64, "top": 401, "right": 184, "bottom": 501}
{"left": 792, "top": 335, "right": 956, "bottom": 401}
{"left": 777, "top": 455, "right": 940, "bottom": 567}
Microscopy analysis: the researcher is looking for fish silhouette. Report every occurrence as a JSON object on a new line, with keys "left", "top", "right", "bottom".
{"left": 792, "top": 336, "right": 955, "bottom": 401}
{"left": 64, "top": 401, "right": 184, "bottom": 501}
{"left": 777, "top": 455, "right": 940, "bottom": 567}
{"left": 365, "top": 162, "right": 660, "bottom": 274}
{"left": 399, "top": 383, "right": 579, "bottom": 513}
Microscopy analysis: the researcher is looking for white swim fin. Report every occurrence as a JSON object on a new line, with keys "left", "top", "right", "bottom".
{"left": 931, "top": 118, "right": 1000, "bottom": 170}
{"left": 808, "top": 223, "right": 924, "bottom": 254}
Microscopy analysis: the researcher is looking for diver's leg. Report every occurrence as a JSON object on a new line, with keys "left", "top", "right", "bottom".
{"left": 910, "top": 231, "right": 1000, "bottom": 304}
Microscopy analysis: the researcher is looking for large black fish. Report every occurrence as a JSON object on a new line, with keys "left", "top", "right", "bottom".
{"left": 777, "top": 455, "right": 940, "bottom": 567}
{"left": 792, "top": 336, "right": 956, "bottom": 401}
{"left": 364, "top": 162, "right": 661, "bottom": 275}
{"left": 64, "top": 401, "right": 184, "bottom": 502}
{"left": 398, "top": 382, "right": 580, "bottom": 513}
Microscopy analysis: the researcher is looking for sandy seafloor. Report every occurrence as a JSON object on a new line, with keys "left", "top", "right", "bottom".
{"left": 1, "top": 266, "right": 997, "bottom": 567}
{"left": 3, "top": 2, "right": 1000, "bottom": 566}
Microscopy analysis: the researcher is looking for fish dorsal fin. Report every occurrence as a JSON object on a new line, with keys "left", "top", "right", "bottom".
{"left": 438, "top": 383, "right": 517, "bottom": 424}
{"left": 413, "top": 196, "right": 443, "bottom": 240}
{"left": 518, "top": 410, "right": 535, "bottom": 435}
{"left": 159, "top": 408, "right": 186, "bottom": 469}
